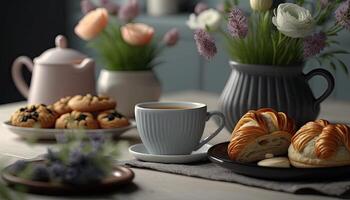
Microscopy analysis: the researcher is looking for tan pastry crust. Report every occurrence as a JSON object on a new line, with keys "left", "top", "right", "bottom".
{"left": 288, "top": 120, "right": 350, "bottom": 168}
{"left": 55, "top": 111, "right": 99, "bottom": 129}
{"left": 228, "top": 108, "right": 295, "bottom": 163}
{"left": 97, "top": 110, "right": 130, "bottom": 129}
{"left": 51, "top": 96, "right": 72, "bottom": 115}
{"left": 68, "top": 94, "right": 116, "bottom": 112}
{"left": 11, "top": 104, "right": 58, "bottom": 128}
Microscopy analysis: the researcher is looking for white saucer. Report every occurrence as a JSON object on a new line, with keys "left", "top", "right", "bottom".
{"left": 128, "top": 143, "right": 212, "bottom": 164}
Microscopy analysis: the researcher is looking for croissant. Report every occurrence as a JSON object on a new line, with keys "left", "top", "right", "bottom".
{"left": 288, "top": 119, "right": 350, "bottom": 168}
{"left": 227, "top": 108, "right": 295, "bottom": 163}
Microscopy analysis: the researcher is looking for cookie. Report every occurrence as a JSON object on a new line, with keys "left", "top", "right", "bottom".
{"left": 51, "top": 96, "right": 73, "bottom": 115}
{"left": 68, "top": 94, "right": 116, "bottom": 112}
{"left": 11, "top": 104, "right": 58, "bottom": 128}
{"left": 55, "top": 111, "right": 99, "bottom": 129}
{"left": 97, "top": 110, "right": 129, "bottom": 129}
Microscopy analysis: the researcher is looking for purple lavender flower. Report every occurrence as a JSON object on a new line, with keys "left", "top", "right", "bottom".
{"left": 100, "top": 0, "right": 119, "bottom": 15}
{"left": 163, "top": 28, "right": 180, "bottom": 46}
{"left": 31, "top": 164, "right": 50, "bottom": 181}
{"left": 335, "top": 0, "right": 350, "bottom": 30}
{"left": 80, "top": 0, "right": 97, "bottom": 14}
{"left": 227, "top": 8, "right": 248, "bottom": 38}
{"left": 194, "top": 29, "right": 217, "bottom": 60}
{"left": 89, "top": 133, "right": 106, "bottom": 150}
{"left": 10, "top": 160, "right": 27, "bottom": 173}
{"left": 49, "top": 163, "right": 66, "bottom": 179}
{"left": 195, "top": 2, "right": 209, "bottom": 15}
{"left": 118, "top": 0, "right": 139, "bottom": 22}
{"left": 303, "top": 32, "right": 327, "bottom": 58}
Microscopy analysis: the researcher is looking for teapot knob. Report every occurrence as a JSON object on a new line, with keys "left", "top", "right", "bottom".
{"left": 55, "top": 35, "right": 67, "bottom": 48}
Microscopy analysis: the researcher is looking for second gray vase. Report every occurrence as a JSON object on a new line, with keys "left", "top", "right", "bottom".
{"left": 218, "top": 61, "right": 335, "bottom": 132}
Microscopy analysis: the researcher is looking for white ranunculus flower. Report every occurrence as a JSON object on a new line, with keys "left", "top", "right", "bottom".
{"left": 272, "top": 3, "right": 314, "bottom": 38}
{"left": 186, "top": 9, "right": 222, "bottom": 31}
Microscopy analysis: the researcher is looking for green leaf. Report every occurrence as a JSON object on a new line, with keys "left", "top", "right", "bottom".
{"left": 335, "top": 57, "right": 349, "bottom": 75}
{"left": 330, "top": 61, "right": 337, "bottom": 71}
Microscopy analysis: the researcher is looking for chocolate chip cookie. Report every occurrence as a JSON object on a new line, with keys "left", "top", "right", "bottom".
{"left": 51, "top": 96, "right": 72, "bottom": 115}
{"left": 68, "top": 94, "right": 116, "bottom": 112}
{"left": 55, "top": 111, "right": 99, "bottom": 129}
{"left": 11, "top": 104, "right": 58, "bottom": 128}
{"left": 97, "top": 110, "right": 130, "bottom": 129}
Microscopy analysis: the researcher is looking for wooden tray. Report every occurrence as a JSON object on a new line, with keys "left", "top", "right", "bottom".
{"left": 2, "top": 161, "right": 135, "bottom": 195}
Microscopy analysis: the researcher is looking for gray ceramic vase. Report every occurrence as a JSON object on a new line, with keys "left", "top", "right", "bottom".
{"left": 218, "top": 61, "right": 335, "bottom": 131}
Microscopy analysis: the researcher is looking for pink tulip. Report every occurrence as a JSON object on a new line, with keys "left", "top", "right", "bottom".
{"left": 100, "top": 0, "right": 119, "bottom": 15}
{"left": 75, "top": 8, "right": 109, "bottom": 40}
{"left": 121, "top": 23, "right": 155, "bottom": 46}
{"left": 118, "top": 0, "right": 139, "bottom": 22}
{"left": 80, "top": 0, "right": 97, "bottom": 14}
{"left": 163, "top": 28, "right": 180, "bottom": 46}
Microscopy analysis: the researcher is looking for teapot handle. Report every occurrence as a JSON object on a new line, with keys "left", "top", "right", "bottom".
{"left": 11, "top": 56, "right": 34, "bottom": 98}
{"left": 305, "top": 68, "right": 335, "bottom": 108}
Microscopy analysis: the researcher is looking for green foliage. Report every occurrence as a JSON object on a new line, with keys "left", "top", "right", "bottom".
{"left": 0, "top": 183, "right": 17, "bottom": 200}
{"left": 218, "top": 0, "right": 349, "bottom": 73}
{"left": 224, "top": 11, "right": 303, "bottom": 65}
{"left": 0, "top": 162, "right": 25, "bottom": 200}
{"left": 314, "top": 1, "right": 342, "bottom": 25}
{"left": 315, "top": 49, "right": 350, "bottom": 74}
{"left": 89, "top": 21, "right": 161, "bottom": 71}
{"left": 223, "top": 0, "right": 239, "bottom": 13}
{"left": 14, "top": 133, "right": 127, "bottom": 186}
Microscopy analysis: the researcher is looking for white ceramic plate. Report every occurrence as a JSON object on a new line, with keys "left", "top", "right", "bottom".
{"left": 129, "top": 143, "right": 212, "bottom": 164}
{"left": 2, "top": 121, "right": 136, "bottom": 140}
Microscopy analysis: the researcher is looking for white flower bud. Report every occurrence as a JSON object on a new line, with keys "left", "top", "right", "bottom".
{"left": 250, "top": 0, "right": 273, "bottom": 12}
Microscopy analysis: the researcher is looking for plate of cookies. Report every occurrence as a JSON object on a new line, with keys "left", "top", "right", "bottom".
{"left": 3, "top": 94, "right": 136, "bottom": 140}
{"left": 208, "top": 108, "right": 350, "bottom": 181}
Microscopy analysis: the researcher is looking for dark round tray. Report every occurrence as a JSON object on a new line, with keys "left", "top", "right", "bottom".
{"left": 2, "top": 160, "right": 135, "bottom": 195}
{"left": 208, "top": 142, "right": 350, "bottom": 181}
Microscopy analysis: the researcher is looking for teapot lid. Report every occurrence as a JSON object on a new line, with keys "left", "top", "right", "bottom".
{"left": 35, "top": 35, "right": 87, "bottom": 65}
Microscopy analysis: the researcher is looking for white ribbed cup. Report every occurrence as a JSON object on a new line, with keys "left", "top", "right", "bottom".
{"left": 135, "top": 102, "right": 225, "bottom": 155}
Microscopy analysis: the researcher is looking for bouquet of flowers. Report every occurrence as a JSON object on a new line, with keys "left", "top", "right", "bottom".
{"left": 75, "top": 0, "right": 179, "bottom": 71}
{"left": 9, "top": 133, "right": 125, "bottom": 186}
{"left": 187, "top": 0, "right": 350, "bottom": 72}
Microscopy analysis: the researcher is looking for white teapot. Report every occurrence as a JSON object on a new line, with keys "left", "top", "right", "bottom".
{"left": 12, "top": 35, "right": 96, "bottom": 105}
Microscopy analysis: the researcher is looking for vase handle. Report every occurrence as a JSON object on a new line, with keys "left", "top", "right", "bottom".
{"left": 305, "top": 68, "right": 335, "bottom": 108}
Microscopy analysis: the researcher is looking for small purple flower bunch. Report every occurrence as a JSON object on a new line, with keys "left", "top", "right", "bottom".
{"left": 188, "top": 1, "right": 350, "bottom": 72}
{"left": 189, "top": 3, "right": 248, "bottom": 60}
{"left": 10, "top": 133, "right": 119, "bottom": 185}
{"left": 335, "top": 0, "right": 350, "bottom": 31}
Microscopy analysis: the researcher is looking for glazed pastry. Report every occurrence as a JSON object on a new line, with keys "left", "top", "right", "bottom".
{"left": 97, "top": 110, "right": 129, "bottom": 129}
{"left": 227, "top": 108, "right": 295, "bottom": 163}
{"left": 11, "top": 104, "right": 58, "bottom": 128}
{"left": 68, "top": 94, "right": 116, "bottom": 112}
{"left": 257, "top": 157, "right": 291, "bottom": 168}
{"left": 51, "top": 96, "right": 72, "bottom": 115}
{"left": 55, "top": 111, "right": 99, "bottom": 129}
{"left": 288, "top": 120, "right": 350, "bottom": 168}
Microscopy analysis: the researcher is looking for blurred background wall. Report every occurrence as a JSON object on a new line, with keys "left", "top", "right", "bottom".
{"left": 1, "top": 0, "right": 349, "bottom": 104}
